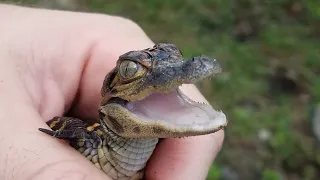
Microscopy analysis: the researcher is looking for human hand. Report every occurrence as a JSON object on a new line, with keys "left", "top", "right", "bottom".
{"left": 0, "top": 4, "right": 224, "bottom": 180}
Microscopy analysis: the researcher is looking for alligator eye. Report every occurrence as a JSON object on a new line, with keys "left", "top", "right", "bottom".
{"left": 119, "top": 60, "right": 139, "bottom": 78}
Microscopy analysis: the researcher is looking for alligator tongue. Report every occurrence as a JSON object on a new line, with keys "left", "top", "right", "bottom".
{"left": 125, "top": 88, "right": 226, "bottom": 128}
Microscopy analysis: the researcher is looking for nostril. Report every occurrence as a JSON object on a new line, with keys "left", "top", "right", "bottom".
{"left": 192, "top": 59, "right": 202, "bottom": 69}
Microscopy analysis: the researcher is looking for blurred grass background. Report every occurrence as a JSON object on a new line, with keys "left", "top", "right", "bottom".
{"left": 3, "top": 0, "right": 320, "bottom": 179}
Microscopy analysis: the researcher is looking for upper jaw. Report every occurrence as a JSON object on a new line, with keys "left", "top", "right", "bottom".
{"left": 144, "top": 55, "right": 222, "bottom": 88}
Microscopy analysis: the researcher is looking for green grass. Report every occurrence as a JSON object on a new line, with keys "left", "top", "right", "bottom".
{"left": 4, "top": 0, "right": 320, "bottom": 179}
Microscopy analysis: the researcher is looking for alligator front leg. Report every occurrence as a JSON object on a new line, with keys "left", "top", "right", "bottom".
{"left": 39, "top": 117, "right": 157, "bottom": 180}
{"left": 38, "top": 117, "right": 104, "bottom": 167}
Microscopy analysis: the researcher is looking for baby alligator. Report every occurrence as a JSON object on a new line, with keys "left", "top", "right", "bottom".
{"left": 39, "top": 43, "right": 227, "bottom": 180}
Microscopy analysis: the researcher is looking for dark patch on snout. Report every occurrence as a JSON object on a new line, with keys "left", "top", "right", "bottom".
{"left": 107, "top": 115, "right": 124, "bottom": 134}
{"left": 133, "top": 127, "right": 141, "bottom": 134}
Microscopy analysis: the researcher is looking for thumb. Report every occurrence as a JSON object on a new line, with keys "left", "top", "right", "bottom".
{"left": 0, "top": 4, "right": 152, "bottom": 180}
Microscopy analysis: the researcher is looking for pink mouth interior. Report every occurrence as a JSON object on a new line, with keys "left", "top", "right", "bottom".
{"left": 125, "top": 88, "right": 227, "bottom": 129}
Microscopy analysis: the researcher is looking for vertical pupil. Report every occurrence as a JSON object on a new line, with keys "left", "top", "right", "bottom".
{"left": 125, "top": 63, "right": 130, "bottom": 77}
{"left": 120, "top": 61, "right": 137, "bottom": 78}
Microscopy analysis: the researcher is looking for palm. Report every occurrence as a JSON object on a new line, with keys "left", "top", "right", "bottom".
{"left": 0, "top": 5, "right": 223, "bottom": 180}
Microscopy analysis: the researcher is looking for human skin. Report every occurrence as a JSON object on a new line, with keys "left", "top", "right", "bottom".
{"left": 0, "top": 4, "right": 224, "bottom": 180}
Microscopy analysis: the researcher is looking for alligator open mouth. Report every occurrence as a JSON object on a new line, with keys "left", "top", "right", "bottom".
{"left": 125, "top": 88, "right": 226, "bottom": 129}
{"left": 102, "top": 87, "right": 227, "bottom": 138}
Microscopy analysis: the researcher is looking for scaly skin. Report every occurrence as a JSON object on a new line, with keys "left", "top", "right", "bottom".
{"left": 39, "top": 43, "right": 228, "bottom": 180}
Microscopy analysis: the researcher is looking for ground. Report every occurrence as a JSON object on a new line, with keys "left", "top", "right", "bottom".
{"left": 4, "top": 0, "right": 320, "bottom": 179}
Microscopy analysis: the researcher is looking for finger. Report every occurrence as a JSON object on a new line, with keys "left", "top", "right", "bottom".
{"left": 0, "top": 62, "right": 110, "bottom": 180}
{"left": 145, "top": 85, "right": 225, "bottom": 180}
{"left": 0, "top": 5, "right": 129, "bottom": 180}
{"left": 1, "top": 4, "right": 154, "bottom": 120}
{"left": 67, "top": 16, "right": 154, "bottom": 120}
{"left": 146, "top": 133, "right": 224, "bottom": 180}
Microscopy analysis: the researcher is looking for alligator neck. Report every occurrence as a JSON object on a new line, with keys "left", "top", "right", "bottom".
{"left": 101, "top": 125, "right": 159, "bottom": 178}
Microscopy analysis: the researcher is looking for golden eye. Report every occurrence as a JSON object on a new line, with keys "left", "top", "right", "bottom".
{"left": 119, "top": 60, "right": 138, "bottom": 78}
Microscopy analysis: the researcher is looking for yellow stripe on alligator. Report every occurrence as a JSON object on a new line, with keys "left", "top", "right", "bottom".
{"left": 59, "top": 120, "right": 67, "bottom": 131}
{"left": 87, "top": 123, "right": 100, "bottom": 131}
{"left": 49, "top": 118, "right": 67, "bottom": 131}
{"left": 49, "top": 119, "right": 60, "bottom": 129}
{"left": 96, "top": 129, "right": 104, "bottom": 136}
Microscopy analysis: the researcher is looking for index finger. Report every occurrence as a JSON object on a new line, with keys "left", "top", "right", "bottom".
{"left": 145, "top": 85, "right": 225, "bottom": 180}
